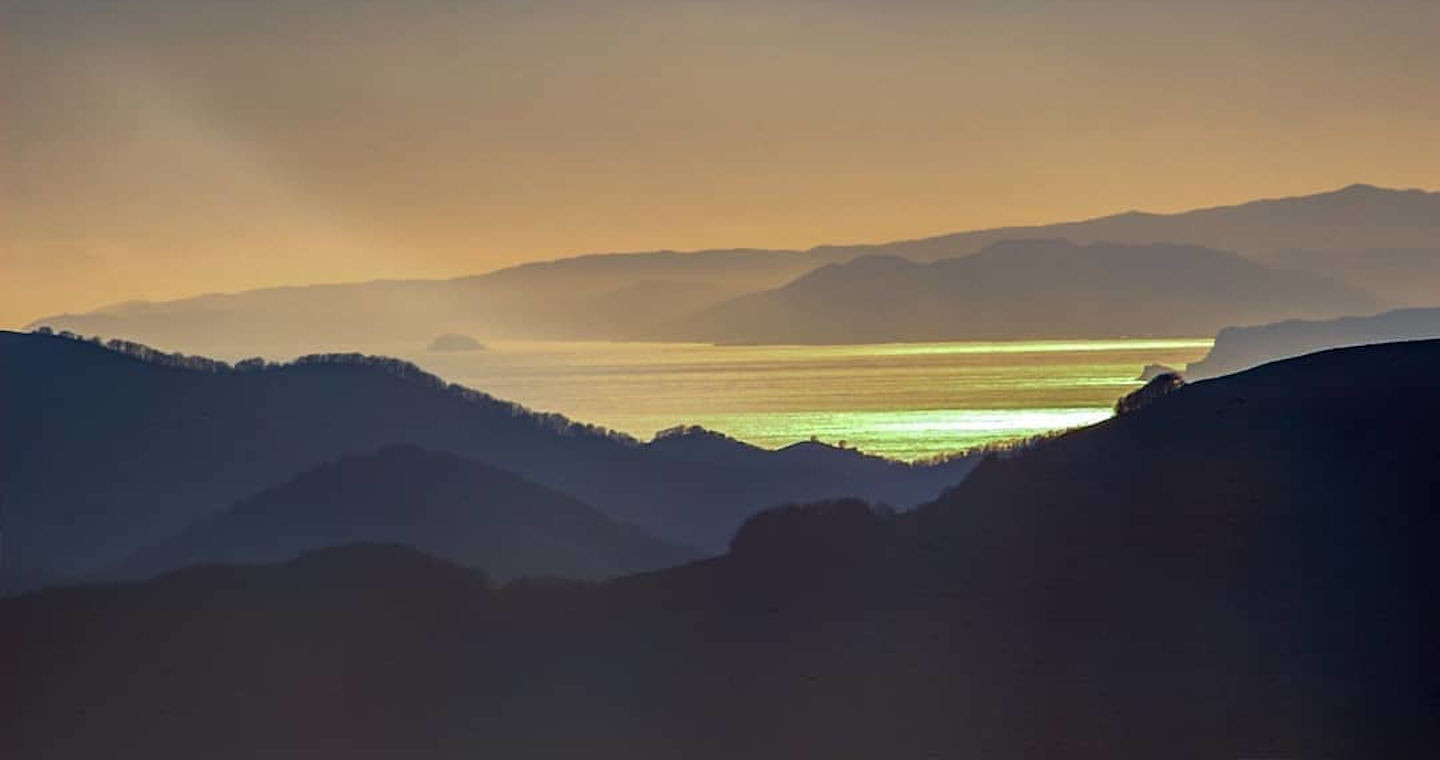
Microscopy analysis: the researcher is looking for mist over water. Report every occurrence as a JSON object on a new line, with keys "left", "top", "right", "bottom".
{"left": 393, "top": 338, "right": 1212, "bottom": 460}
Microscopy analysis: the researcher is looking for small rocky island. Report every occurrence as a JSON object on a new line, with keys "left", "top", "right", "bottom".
{"left": 426, "top": 333, "right": 486, "bottom": 352}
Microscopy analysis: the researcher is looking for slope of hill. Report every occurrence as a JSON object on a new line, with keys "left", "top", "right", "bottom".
{"left": 813, "top": 183, "right": 1440, "bottom": 309}
{"left": 1260, "top": 245, "right": 1440, "bottom": 308}
{"left": 111, "top": 445, "right": 698, "bottom": 583}
{"left": 672, "top": 240, "right": 1378, "bottom": 344}
{"left": 642, "top": 425, "right": 951, "bottom": 484}
{"left": 31, "top": 248, "right": 816, "bottom": 354}
{"left": 29, "top": 185, "right": 1437, "bottom": 350}
{"left": 1186, "top": 306, "right": 1440, "bottom": 378}
{"left": 0, "top": 330, "right": 975, "bottom": 584}
{"left": 814, "top": 183, "right": 1440, "bottom": 263}
{"left": 4, "top": 340, "right": 1436, "bottom": 758}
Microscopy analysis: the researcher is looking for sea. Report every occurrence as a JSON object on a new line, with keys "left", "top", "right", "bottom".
{"left": 388, "top": 338, "right": 1212, "bottom": 461}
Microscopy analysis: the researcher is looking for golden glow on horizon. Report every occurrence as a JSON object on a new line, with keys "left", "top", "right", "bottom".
{"left": 3, "top": 1, "right": 1438, "bottom": 327}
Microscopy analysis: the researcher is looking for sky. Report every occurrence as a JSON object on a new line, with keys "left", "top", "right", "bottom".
{"left": 3, "top": 0, "right": 1438, "bottom": 327}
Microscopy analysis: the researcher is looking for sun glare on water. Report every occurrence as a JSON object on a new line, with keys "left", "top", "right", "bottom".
{"left": 400, "top": 338, "right": 1212, "bottom": 461}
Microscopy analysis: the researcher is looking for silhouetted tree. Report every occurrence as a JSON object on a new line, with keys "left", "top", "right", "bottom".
{"left": 1115, "top": 372, "right": 1186, "bottom": 415}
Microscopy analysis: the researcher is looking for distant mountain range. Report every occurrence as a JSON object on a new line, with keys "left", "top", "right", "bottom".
{"left": 0, "top": 330, "right": 975, "bottom": 587}
{"left": 1187, "top": 306, "right": 1440, "bottom": 378}
{"left": 670, "top": 239, "right": 1376, "bottom": 344}
{"left": 111, "top": 445, "right": 699, "bottom": 583}
{"left": 814, "top": 183, "right": 1440, "bottom": 262}
{"left": 29, "top": 184, "right": 1439, "bottom": 352}
{"left": 5, "top": 338, "right": 1436, "bottom": 757}
{"left": 31, "top": 248, "right": 819, "bottom": 353}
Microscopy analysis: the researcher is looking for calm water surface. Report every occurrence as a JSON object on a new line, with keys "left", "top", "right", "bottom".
{"left": 395, "top": 339, "right": 1212, "bottom": 461}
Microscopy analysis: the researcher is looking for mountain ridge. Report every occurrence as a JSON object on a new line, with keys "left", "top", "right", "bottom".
{"left": 110, "top": 445, "right": 700, "bottom": 583}
{"left": 28, "top": 184, "right": 1437, "bottom": 350}
{"left": 810, "top": 182, "right": 1440, "bottom": 261}
{"left": 0, "top": 329, "right": 977, "bottom": 584}
{"left": 4, "top": 338, "right": 1437, "bottom": 757}
{"left": 670, "top": 239, "right": 1378, "bottom": 344}
{"left": 1187, "top": 306, "right": 1440, "bottom": 378}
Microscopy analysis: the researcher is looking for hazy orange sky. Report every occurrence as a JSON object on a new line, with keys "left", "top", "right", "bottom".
{"left": 3, "top": 0, "right": 1438, "bottom": 327}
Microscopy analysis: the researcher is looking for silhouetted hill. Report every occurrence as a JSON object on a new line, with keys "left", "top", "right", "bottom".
{"left": 814, "top": 183, "right": 1440, "bottom": 308}
{"left": 815, "top": 183, "right": 1440, "bottom": 263}
{"left": 4, "top": 340, "right": 1436, "bottom": 757}
{"left": 32, "top": 248, "right": 817, "bottom": 353}
{"left": 645, "top": 425, "right": 939, "bottom": 482}
{"left": 672, "top": 240, "right": 1377, "bottom": 343}
{"left": 643, "top": 425, "right": 779, "bottom": 467}
{"left": 1187, "top": 306, "right": 1440, "bottom": 378}
{"left": 111, "top": 446, "right": 698, "bottom": 582}
{"left": 882, "top": 339, "right": 1440, "bottom": 757}
{"left": 0, "top": 330, "right": 975, "bottom": 584}
{"left": 30, "top": 185, "right": 1435, "bottom": 350}
{"left": 728, "top": 498, "right": 895, "bottom": 567}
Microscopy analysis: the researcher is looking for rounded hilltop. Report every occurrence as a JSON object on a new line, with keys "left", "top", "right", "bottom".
{"left": 427, "top": 333, "right": 486, "bottom": 352}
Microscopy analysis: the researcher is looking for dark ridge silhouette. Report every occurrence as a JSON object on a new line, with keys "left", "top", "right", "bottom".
{"left": 728, "top": 498, "right": 895, "bottom": 565}
{"left": 111, "top": 445, "right": 698, "bottom": 583}
{"left": 1188, "top": 306, "right": 1440, "bottom": 378}
{"left": 671, "top": 240, "right": 1378, "bottom": 344}
{"left": 31, "top": 326, "right": 637, "bottom": 439}
{"left": 0, "top": 330, "right": 977, "bottom": 585}
{"left": 3, "top": 340, "right": 1436, "bottom": 757}
{"left": 645, "top": 425, "right": 931, "bottom": 476}
{"left": 30, "top": 185, "right": 1436, "bottom": 351}
{"left": 643, "top": 424, "right": 780, "bottom": 468}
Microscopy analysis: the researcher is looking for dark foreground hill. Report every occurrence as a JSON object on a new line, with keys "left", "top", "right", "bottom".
{"left": 111, "top": 445, "right": 698, "bottom": 583}
{"left": 674, "top": 239, "right": 1377, "bottom": 344}
{"left": 1187, "top": 306, "right": 1440, "bottom": 378}
{"left": 3, "top": 340, "right": 1436, "bottom": 758}
{"left": 0, "top": 330, "right": 974, "bottom": 584}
